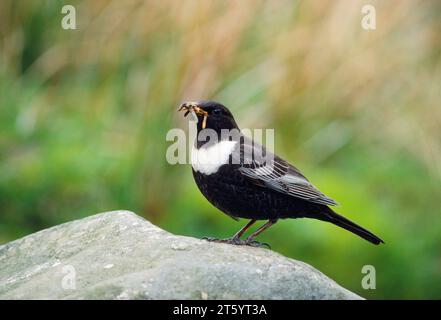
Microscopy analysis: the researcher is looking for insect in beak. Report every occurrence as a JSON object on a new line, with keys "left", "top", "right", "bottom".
{"left": 178, "top": 102, "right": 208, "bottom": 129}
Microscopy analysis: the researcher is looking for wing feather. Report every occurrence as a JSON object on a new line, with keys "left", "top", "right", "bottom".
{"left": 233, "top": 136, "right": 338, "bottom": 206}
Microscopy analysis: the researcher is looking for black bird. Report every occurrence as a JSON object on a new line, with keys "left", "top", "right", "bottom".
{"left": 178, "top": 101, "right": 384, "bottom": 247}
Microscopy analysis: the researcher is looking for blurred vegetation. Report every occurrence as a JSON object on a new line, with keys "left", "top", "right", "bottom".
{"left": 1, "top": 0, "right": 441, "bottom": 299}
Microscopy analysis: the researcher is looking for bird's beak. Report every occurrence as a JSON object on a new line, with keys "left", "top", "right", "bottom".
{"left": 178, "top": 102, "right": 208, "bottom": 128}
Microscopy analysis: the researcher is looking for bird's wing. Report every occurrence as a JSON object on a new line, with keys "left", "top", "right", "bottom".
{"left": 232, "top": 136, "right": 338, "bottom": 206}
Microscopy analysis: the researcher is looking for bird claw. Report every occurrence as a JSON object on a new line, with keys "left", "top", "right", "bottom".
{"left": 202, "top": 236, "right": 243, "bottom": 245}
{"left": 202, "top": 236, "right": 271, "bottom": 249}
{"left": 244, "top": 239, "right": 271, "bottom": 249}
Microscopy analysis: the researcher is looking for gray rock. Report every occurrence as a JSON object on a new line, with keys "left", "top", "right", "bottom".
{"left": 0, "top": 210, "right": 362, "bottom": 299}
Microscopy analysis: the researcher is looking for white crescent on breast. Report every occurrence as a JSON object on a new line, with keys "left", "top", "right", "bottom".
{"left": 191, "top": 141, "right": 237, "bottom": 175}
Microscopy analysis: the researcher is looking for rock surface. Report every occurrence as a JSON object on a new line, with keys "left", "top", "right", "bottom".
{"left": 0, "top": 210, "right": 362, "bottom": 299}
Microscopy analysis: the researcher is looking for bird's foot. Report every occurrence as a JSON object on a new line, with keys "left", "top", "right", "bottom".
{"left": 201, "top": 236, "right": 245, "bottom": 245}
{"left": 244, "top": 238, "right": 271, "bottom": 249}
{"left": 202, "top": 236, "right": 271, "bottom": 249}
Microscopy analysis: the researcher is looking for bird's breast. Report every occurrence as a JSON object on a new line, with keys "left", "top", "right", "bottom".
{"left": 191, "top": 140, "right": 237, "bottom": 175}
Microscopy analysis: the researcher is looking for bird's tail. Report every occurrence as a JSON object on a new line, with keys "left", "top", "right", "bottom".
{"left": 314, "top": 208, "right": 384, "bottom": 245}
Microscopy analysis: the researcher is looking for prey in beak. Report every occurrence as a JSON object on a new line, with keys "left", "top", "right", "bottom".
{"left": 178, "top": 102, "right": 209, "bottom": 129}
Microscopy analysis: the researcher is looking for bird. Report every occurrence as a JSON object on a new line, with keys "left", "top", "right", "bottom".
{"left": 178, "top": 100, "right": 384, "bottom": 247}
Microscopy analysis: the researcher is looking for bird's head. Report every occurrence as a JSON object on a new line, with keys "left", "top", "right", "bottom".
{"left": 178, "top": 101, "right": 239, "bottom": 133}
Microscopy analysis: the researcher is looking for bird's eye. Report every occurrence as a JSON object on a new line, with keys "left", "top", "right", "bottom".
{"left": 212, "top": 109, "right": 222, "bottom": 115}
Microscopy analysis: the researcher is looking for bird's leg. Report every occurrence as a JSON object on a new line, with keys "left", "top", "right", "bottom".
{"left": 202, "top": 219, "right": 256, "bottom": 244}
{"left": 244, "top": 219, "right": 277, "bottom": 248}
{"left": 231, "top": 219, "right": 257, "bottom": 240}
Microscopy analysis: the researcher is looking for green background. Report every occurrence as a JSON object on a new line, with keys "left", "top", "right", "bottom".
{"left": 1, "top": 0, "right": 440, "bottom": 299}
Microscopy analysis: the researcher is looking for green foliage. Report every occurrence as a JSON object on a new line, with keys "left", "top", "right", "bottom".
{"left": 1, "top": 0, "right": 440, "bottom": 299}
